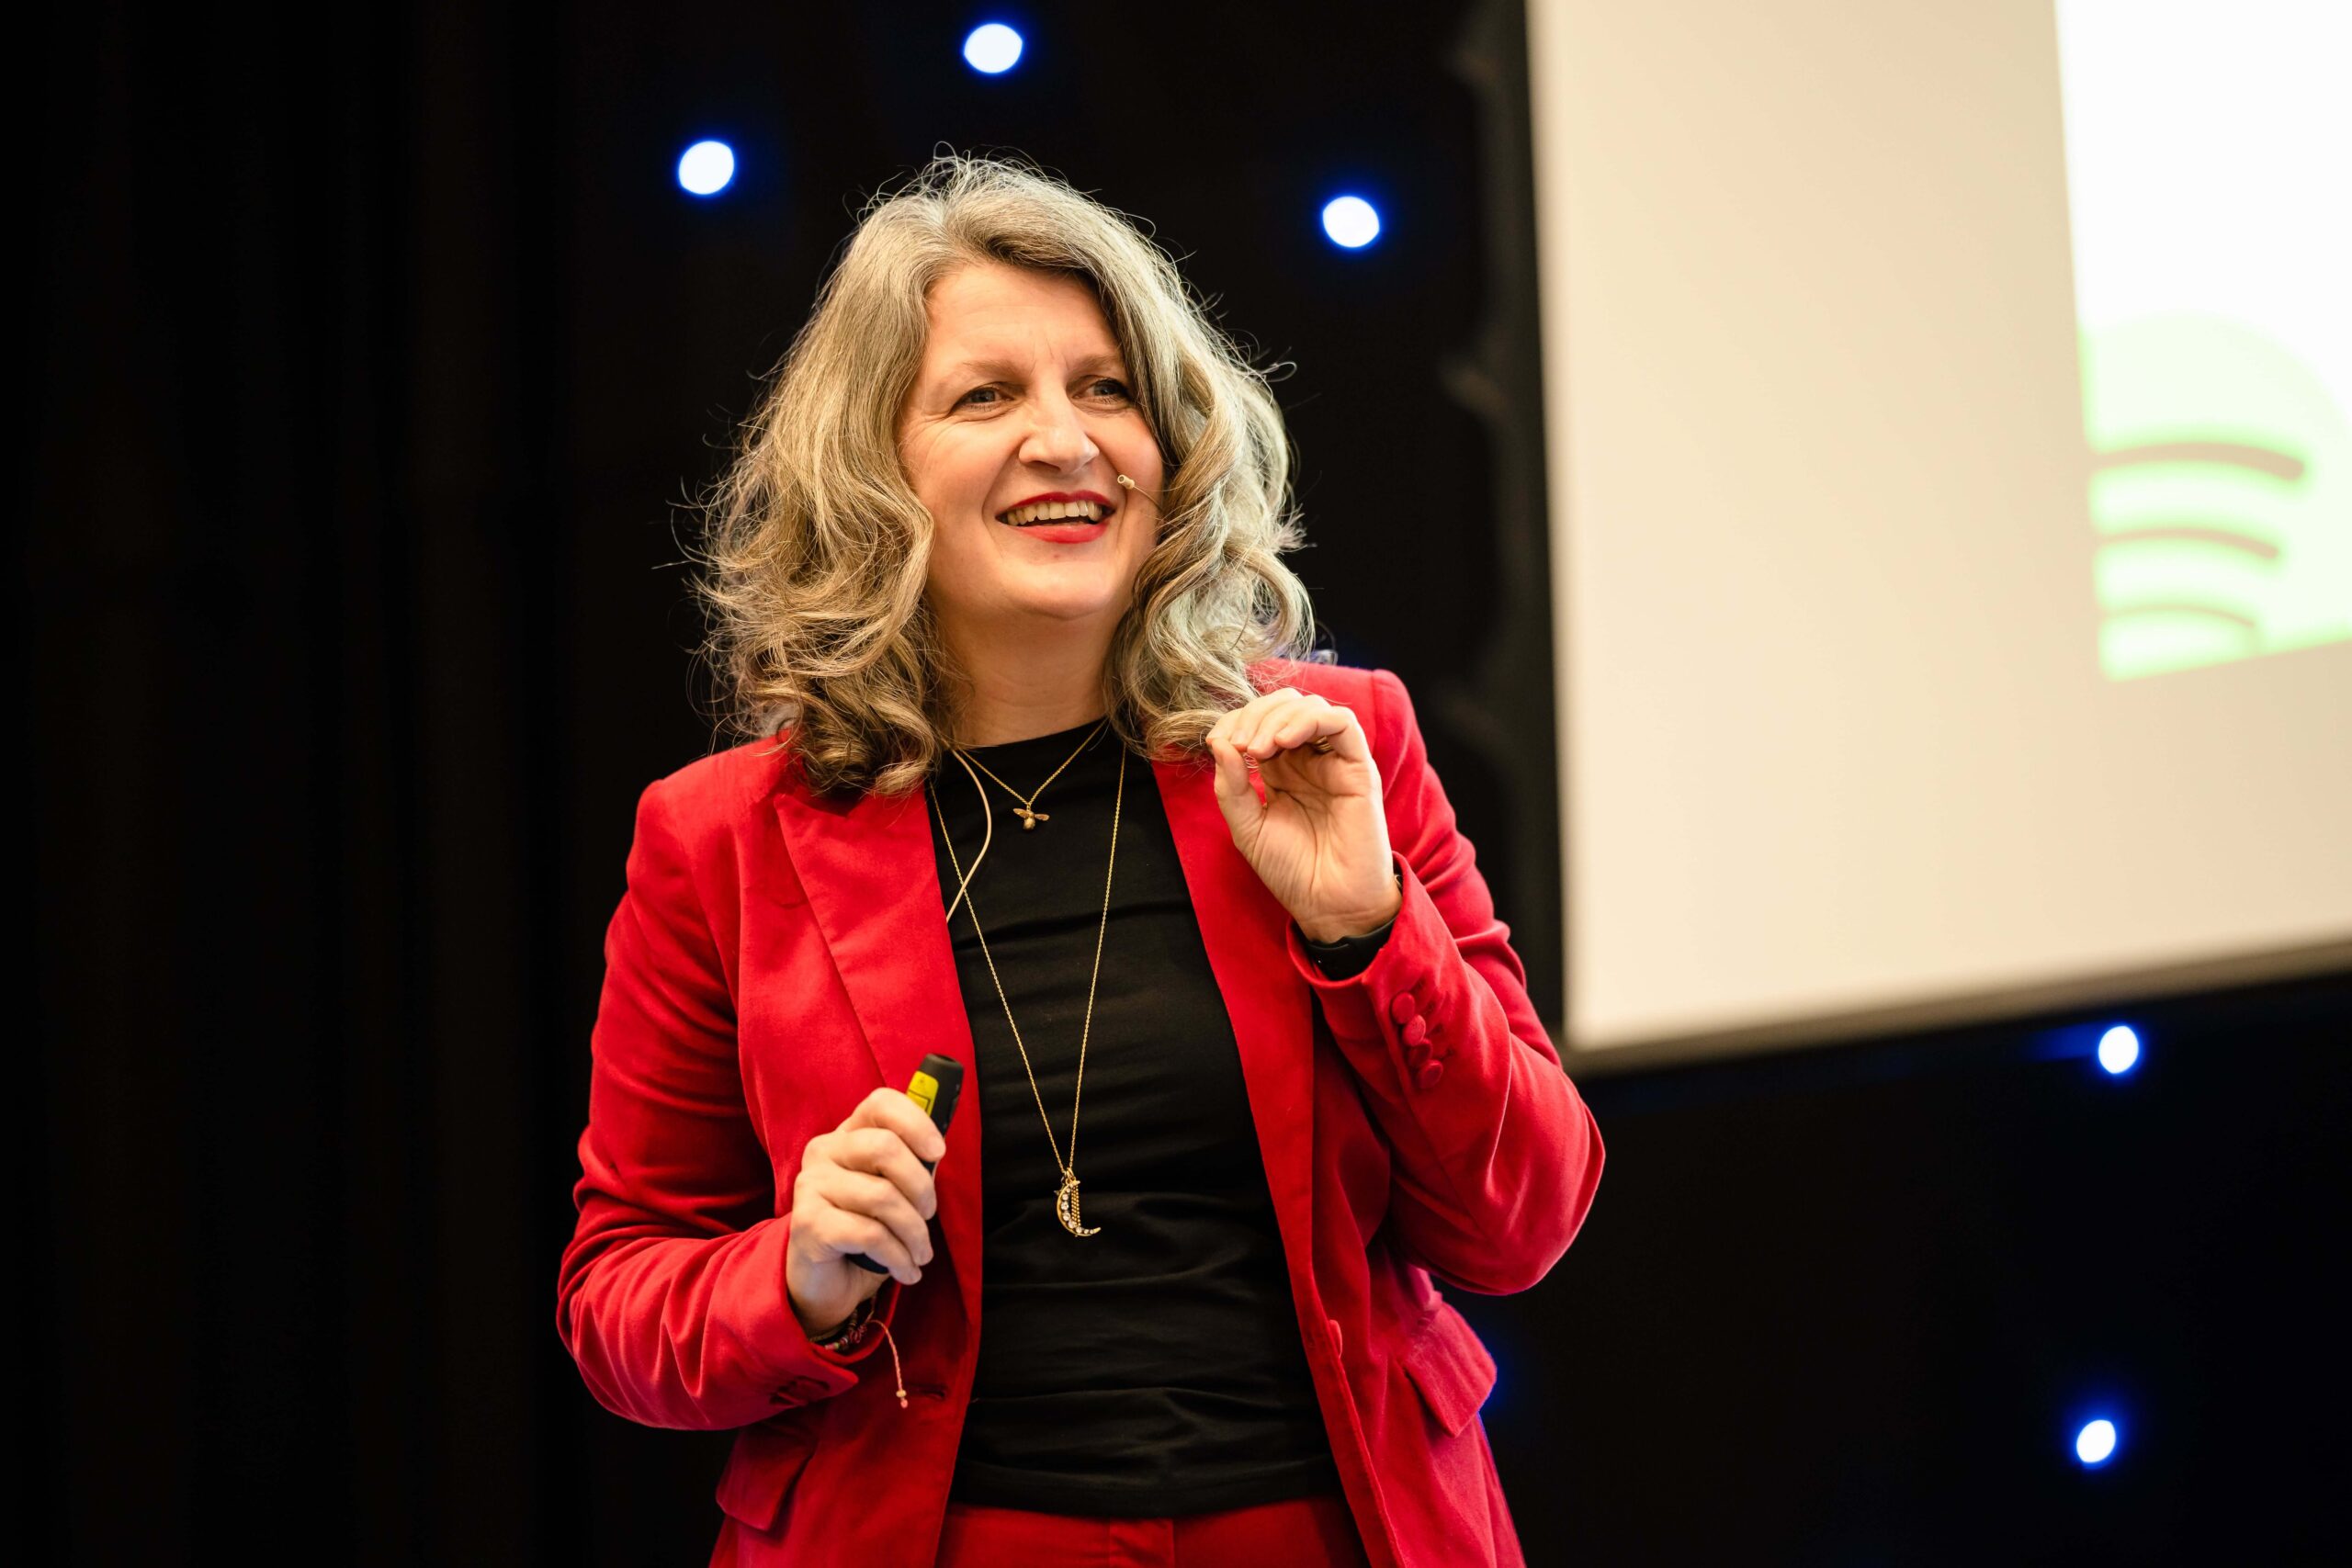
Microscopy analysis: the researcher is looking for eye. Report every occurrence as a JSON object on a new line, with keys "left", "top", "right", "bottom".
{"left": 953, "top": 385, "right": 1002, "bottom": 409}
{"left": 1088, "top": 378, "right": 1133, "bottom": 400}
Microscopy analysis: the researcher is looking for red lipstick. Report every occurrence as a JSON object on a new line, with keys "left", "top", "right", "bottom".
{"left": 1012, "top": 519, "right": 1110, "bottom": 544}
{"left": 995, "top": 488, "right": 1116, "bottom": 544}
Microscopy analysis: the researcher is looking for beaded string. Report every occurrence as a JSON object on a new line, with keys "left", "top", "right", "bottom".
{"left": 881, "top": 1318, "right": 905, "bottom": 1406}
{"left": 817, "top": 1290, "right": 909, "bottom": 1407}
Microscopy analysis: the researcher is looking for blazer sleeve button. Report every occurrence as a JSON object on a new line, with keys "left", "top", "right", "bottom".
{"left": 1413, "top": 1059, "right": 1445, "bottom": 1091}
{"left": 1387, "top": 993, "right": 1418, "bottom": 1025}
{"left": 1401, "top": 1015, "right": 1427, "bottom": 1047}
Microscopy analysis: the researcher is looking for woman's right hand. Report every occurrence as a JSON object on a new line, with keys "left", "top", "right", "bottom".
{"left": 785, "top": 1087, "right": 945, "bottom": 1339}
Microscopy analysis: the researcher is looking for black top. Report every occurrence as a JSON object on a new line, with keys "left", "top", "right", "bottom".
{"left": 924, "top": 716, "right": 1364, "bottom": 1517}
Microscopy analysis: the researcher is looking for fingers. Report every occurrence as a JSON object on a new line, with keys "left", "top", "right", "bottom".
{"left": 797, "top": 1162, "right": 934, "bottom": 1282}
{"left": 1206, "top": 728, "right": 1253, "bottom": 809}
{"left": 1252, "top": 692, "right": 1335, "bottom": 755}
{"left": 829, "top": 1125, "right": 941, "bottom": 1221}
{"left": 845, "top": 1085, "right": 948, "bottom": 1165}
{"left": 797, "top": 1128, "right": 936, "bottom": 1284}
{"left": 797, "top": 1088, "right": 946, "bottom": 1286}
{"left": 1207, "top": 689, "right": 1289, "bottom": 757}
{"left": 1233, "top": 689, "right": 1308, "bottom": 754}
{"left": 1208, "top": 688, "right": 1351, "bottom": 761}
{"left": 1259, "top": 695, "right": 1345, "bottom": 756}
{"left": 807, "top": 1204, "right": 924, "bottom": 1284}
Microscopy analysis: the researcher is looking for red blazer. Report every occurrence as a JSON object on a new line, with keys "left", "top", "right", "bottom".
{"left": 557, "top": 660, "right": 1604, "bottom": 1567}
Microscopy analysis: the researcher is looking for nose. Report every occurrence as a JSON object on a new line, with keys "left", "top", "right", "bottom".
{"left": 1020, "top": 388, "right": 1099, "bottom": 472}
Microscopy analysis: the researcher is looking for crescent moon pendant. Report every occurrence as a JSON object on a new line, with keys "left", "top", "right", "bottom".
{"left": 1055, "top": 1172, "right": 1101, "bottom": 1237}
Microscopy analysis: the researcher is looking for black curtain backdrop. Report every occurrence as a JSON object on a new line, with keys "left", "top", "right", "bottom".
{"left": 31, "top": 2, "right": 2346, "bottom": 1562}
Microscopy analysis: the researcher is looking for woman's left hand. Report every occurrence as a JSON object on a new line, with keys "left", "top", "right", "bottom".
{"left": 1206, "top": 686, "right": 1403, "bottom": 942}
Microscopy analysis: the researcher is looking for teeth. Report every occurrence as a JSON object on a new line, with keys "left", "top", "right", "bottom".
{"left": 1001, "top": 500, "right": 1108, "bottom": 525}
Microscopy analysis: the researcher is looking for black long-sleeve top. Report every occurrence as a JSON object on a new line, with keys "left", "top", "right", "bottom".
{"left": 923, "top": 716, "right": 1389, "bottom": 1517}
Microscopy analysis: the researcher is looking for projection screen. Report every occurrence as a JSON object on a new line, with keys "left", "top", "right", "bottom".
{"left": 1525, "top": 0, "right": 2352, "bottom": 1068}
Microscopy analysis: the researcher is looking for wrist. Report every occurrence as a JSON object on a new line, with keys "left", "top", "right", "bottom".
{"left": 803, "top": 1289, "right": 880, "bottom": 1351}
{"left": 793, "top": 1292, "right": 854, "bottom": 1346}
{"left": 1299, "top": 874, "right": 1402, "bottom": 944}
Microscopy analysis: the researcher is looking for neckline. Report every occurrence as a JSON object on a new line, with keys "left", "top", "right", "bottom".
{"left": 956, "top": 716, "right": 1111, "bottom": 755}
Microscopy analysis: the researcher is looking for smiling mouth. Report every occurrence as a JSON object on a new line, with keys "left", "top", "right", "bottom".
{"left": 995, "top": 501, "right": 1115, "bottom": 526}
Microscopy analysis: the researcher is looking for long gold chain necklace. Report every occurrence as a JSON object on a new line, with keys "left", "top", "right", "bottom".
{"left": 931, "top": 737, "right": 1125, "bottom": 1238}
{"left": 955, "top": 717, "right": 1105, "bottom": 831}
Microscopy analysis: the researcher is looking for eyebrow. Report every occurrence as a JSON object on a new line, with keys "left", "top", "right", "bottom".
{"left": 933, "top": 350, "right": 1130, "bottom": 386}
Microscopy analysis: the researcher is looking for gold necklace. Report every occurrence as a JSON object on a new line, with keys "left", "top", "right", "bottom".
{"left": 930, "top": 740, "right": 1125, "bottom": 1238}
{"left": 954, "top": 717, "right": 1106, "bottom": 830}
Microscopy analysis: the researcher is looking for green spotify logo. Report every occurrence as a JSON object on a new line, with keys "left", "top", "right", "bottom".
{"left": 2084, "top": 313, "right": 2352, "bottom": 680}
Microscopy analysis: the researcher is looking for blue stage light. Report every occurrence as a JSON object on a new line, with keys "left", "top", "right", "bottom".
{"left": 2075, "top": 1417, "right": 2119, "bottom": 1466}
{"left": 677, "top": 141, "right": 736, "bottom": 197}
{"left": 964, "top": 23, "right": 1024, "bottom": 73}
{"left": 2097, "top": 1025, "right": 2140, "bottom": 1076}
{"left": 1322, "top": 196, "right": 1381, "bottom": 249}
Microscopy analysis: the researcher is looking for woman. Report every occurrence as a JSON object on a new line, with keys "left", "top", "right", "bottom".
{"left": 557, "top": 152, "right": 1603, "bottom": 1568}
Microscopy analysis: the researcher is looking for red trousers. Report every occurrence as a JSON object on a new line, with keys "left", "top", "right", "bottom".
{"left": 934, "top": 1493, "right": 1371, "bottom": 1568}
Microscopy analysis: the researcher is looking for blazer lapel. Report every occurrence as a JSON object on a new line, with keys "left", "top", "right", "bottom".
{"left": 770, "top": 753, "right": 1320, "bottom": 1340}
{"left": 1151, "top": 755, "right": 1318, "bottom": 1241}
{"left": 772, "top": 778, "right": 982, "bottom": 1333}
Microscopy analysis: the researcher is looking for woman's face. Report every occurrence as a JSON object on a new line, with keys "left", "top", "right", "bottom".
{"left": 897, "top": 262, "right": 1166, "bottom": 655}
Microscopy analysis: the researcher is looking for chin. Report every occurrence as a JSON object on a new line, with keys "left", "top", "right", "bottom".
{"left": 990, "top": 569, "right": 1136, "bottom": 615}
{"left": 1005, "top": 594, "right": 1126, "bottom": 626}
